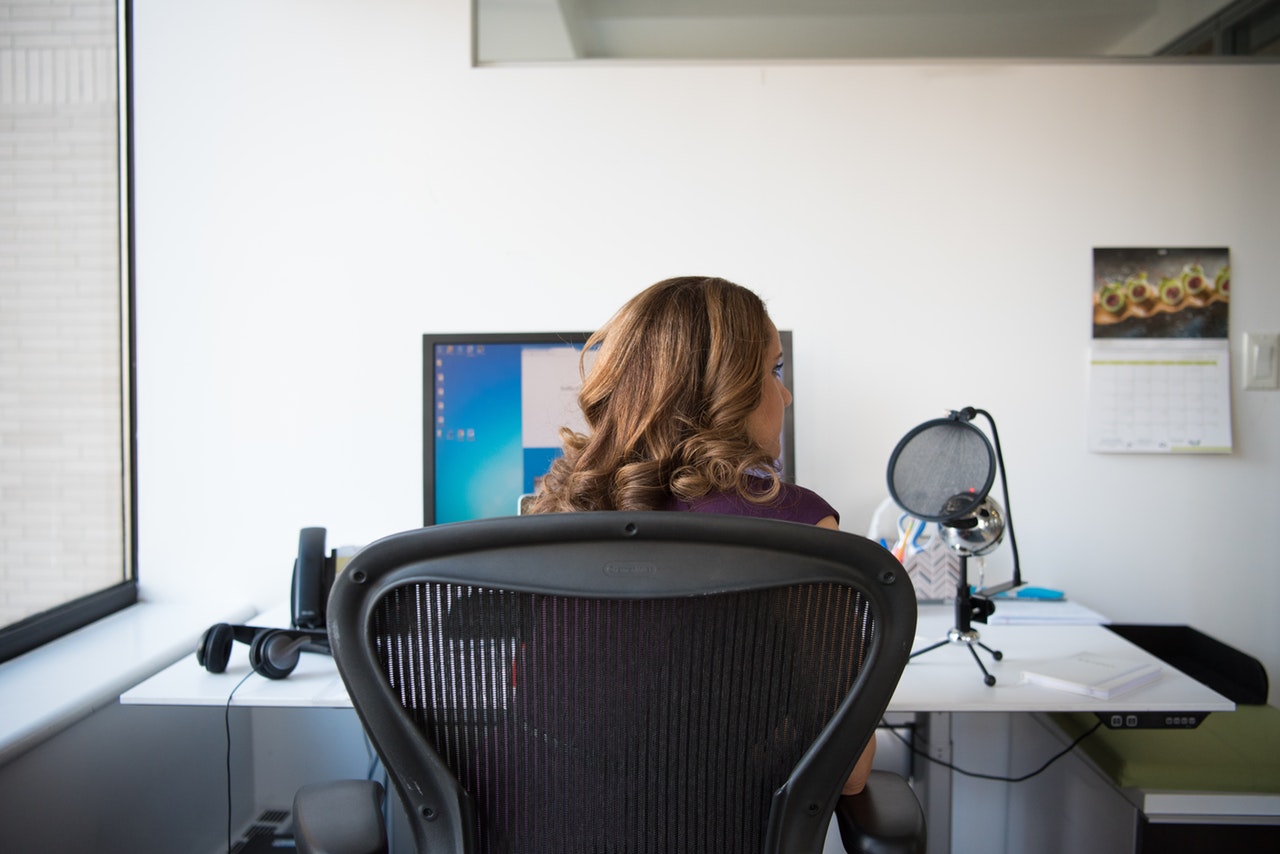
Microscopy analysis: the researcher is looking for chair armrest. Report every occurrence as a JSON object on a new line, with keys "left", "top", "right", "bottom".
{"left": 834, "top": 770, "right": 927, "bottom": 854}
{"left": 293, "top": 779, "right": 388, "bottom": 854}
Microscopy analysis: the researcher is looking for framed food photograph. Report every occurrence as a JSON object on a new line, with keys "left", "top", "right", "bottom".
{"left": 1092, "top": 247, "right": 1229, "bottom": 340}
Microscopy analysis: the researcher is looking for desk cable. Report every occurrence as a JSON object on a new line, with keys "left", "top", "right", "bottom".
{"left": 882, "top": 717, "right": 1103, "bottom": 783}
{"left": 223, "top": 670, "right": 254, "bottom": 854}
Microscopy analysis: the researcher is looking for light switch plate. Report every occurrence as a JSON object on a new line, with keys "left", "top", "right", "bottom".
{"left": 1243, "top": 332, "right": 1280, "bottom": 390}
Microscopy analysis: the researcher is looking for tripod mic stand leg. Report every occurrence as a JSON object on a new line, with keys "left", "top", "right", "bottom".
{"left": 907, "top": 631, "right": 1003, "bottom": 684}
{"left": 910, "top": 638, "right": 952, "bottom": 659}
{"left": 975, "top": 639, "right": 1003, "bottom": 662}
{"left": 966, "top": 642, "right": 998, "bottom": 687}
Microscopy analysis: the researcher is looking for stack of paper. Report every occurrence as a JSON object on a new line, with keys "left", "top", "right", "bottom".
{"left": 987, "top": 599, "right": 1108, "bottom": 626}
{"left": 1021, "top": 651, "right": 1162, "bottom": 699}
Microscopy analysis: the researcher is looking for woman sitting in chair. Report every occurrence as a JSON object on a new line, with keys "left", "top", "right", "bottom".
{"left": 528, "top": 274, "right": 876, "bottom": 796}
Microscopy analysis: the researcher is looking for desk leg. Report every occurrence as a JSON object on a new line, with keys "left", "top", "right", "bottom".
{"left": 950, "top": 713, "right": 1014, "bottom": 854}
{"left": 919, "top": 712, "right": 953, "bottom": 854}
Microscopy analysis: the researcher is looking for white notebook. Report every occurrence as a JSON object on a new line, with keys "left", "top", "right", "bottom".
{"left": 1020, "top": 651, "right": 1162, "bottom": 699}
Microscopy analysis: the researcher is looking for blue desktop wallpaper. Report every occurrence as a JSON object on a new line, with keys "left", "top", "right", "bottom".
{"left": 429, "top": 331, "right": 789, "bottom": 523}
{"left": 432, "top": 342, "right": 577, "bottom": 523}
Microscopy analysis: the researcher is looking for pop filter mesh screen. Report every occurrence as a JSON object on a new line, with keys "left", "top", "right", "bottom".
{"left": 887, "top": 419, "right": 994, "bottom": 522}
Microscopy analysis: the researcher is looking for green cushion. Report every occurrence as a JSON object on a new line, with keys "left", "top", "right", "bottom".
{"left": 1050, "top": 705, "right": 1280, "bottom": 792}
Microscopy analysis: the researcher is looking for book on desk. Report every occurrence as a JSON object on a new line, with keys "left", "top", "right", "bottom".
{"left": 1020, "top": 650, "right": 1163, "bottom": 700}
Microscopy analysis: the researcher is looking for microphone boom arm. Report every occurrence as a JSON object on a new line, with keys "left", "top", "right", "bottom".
{"left": 970, "top": 407, "right": 1022, "bottom": 595}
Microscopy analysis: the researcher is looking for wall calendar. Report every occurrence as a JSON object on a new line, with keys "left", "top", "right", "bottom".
{"left": 1088, "top": 247, "right": 1232, "bottom": 454}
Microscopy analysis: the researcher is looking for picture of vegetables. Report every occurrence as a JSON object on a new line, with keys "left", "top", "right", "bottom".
{"left": 1182, "top": 263, "right": 1209, "bottom": 297}
{"left": 1125, "top": 273, "right": 1154, "bottom": 303}
{"left": 1159, "top": 276, "right": 1184, "bottom": 305}
{"left": 1100, "top": 284, "right": 1126, "bottom": 313}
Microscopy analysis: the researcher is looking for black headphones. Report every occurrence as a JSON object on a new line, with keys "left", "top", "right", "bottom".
{"left": 197, "top": 623, "right": 331, "bottom": 680}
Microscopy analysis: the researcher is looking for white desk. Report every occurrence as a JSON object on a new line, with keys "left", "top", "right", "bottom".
{"left": 121, "top": 603, "right": 345, "bottom": 709}
{"left": 122, "top": 602, "right": 1235, "bottom": 716}
{"left": 120, "top": 601, "right": 1236, "bottom": 854}
{"left": 893, "top": 606, "right": 1235, "bottom": 854}
{"left": 896, "top": 606, "right": 1232, "bottom": 714}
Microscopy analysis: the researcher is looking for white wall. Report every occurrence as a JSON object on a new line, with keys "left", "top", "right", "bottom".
{"left": 131, "top": 1, "right": 1280, "bottom": 701}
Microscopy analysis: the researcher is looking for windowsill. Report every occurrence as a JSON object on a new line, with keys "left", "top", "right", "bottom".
{"left": 0, "top": 596, "right": 255, "bottom": 765}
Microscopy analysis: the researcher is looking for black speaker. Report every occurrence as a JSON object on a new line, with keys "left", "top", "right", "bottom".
{"left": 291, "top": 526, "right": 334, "bottom": 630}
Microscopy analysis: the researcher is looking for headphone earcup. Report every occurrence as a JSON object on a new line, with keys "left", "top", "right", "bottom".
{"left": 197, "top": 623, "right": 236, "bottom": 674}
{"left": 250, "top": 629, "right": 302, "bottom": 680}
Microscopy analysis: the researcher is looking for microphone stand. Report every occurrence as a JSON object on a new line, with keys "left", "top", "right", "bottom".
{"left": 909, "top": 545, "right": 1004, "bottom": 686}
{"left": 892, "top": 405, "right": 1021, "bottom": 686}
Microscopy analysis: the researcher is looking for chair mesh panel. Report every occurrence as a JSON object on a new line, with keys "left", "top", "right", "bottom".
{"left": 370, "top": 582, "right": 874, "bottom": 854}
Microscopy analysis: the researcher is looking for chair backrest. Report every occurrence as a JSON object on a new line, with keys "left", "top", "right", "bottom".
{"left": 328, "top": 512, "right": 917, "bottom": 854}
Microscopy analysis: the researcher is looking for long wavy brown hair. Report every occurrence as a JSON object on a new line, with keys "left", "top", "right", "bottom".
{"left": 529, "top": 276, "right": 783, "bottom": 513}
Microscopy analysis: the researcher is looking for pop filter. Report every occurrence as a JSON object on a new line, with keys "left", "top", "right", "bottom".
{"left": 886, "top": 414, "right": 995, "bottom": 523}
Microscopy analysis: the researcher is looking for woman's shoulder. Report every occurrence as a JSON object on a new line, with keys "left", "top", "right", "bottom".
{"left": 673, "top": 476, "right": 839, "bottom": 525}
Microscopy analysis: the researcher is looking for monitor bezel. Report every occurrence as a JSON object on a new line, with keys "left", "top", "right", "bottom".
{"left": 422, "top": 330, "right": 795, "bottom": 526}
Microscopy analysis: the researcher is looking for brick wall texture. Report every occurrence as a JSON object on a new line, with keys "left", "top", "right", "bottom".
{"left": 0, "top": 0, "right": 126, "bottom": 627}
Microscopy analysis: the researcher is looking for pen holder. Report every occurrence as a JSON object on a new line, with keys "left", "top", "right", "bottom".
{"left": 867, "top": 497, "right": 961, "bottom": 602}
{"left": 902, "top": 535, "right": 961, "bottom": 602}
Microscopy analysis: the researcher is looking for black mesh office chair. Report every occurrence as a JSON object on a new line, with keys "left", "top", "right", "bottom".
{"left": 293, "top": 512, "right": 924, "bottom": 854}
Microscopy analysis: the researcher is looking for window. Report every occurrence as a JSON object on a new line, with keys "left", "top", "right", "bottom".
{"left": 0, "top": 0, "right": 134, "bottom": 662}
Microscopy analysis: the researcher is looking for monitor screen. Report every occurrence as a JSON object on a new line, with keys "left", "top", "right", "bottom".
{"left": 423, "top": 330, "right": 795, "bottom": 525}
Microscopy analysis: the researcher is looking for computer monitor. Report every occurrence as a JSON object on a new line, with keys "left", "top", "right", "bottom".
{"left": 423, "top": 330, "right": 796, "bottom": 526}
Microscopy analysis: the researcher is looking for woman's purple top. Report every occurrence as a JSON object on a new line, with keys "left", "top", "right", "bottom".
{"left": 664, "top": 475, "right": 839, "bottom": 526}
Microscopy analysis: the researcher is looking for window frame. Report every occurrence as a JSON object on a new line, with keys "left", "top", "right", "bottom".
{"left": 0, "top": 0, "right": 138, "bottom": 664}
